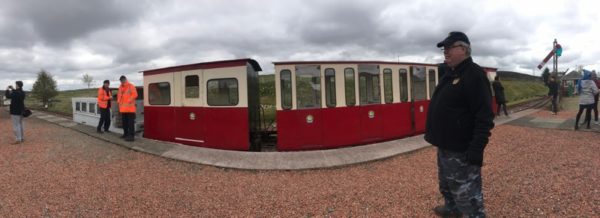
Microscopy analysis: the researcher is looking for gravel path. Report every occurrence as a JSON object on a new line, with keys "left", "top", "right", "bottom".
{"left": 0, "top": 110, "right": 598, "bottom": 217}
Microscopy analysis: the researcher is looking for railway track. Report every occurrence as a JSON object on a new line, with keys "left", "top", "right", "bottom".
{"left": 506, "top": 96, "right": 551, "bottom": 113}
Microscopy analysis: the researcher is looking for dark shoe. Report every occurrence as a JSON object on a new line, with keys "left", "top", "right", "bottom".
{"left": 120, "top": 135, "right": 126, "bottom": 139}
{"left": 97, "top": 129, "right": 103, "bottom": 134}
{"left": 433, "top": 205, "right": 462, "bottom": 218}
{"left": 104, "top": 130, "right": 111, "bottom": 133}
{"left": 125, "top": 137, "right": 134, "bottom": 142}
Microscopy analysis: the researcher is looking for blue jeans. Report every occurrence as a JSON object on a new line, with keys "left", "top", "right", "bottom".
{"left": 11, "top": 115, "right": 24, "bottom": 141}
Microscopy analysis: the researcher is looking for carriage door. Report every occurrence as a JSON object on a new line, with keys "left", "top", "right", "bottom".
{"left": 358, "top": 64, "right": 384, "bottom": 142}
{"left": 410, "top": 66, "right": 428, "bottom": 134}
{"left": 174, "top": 71, "right": 205, "bottom": 146}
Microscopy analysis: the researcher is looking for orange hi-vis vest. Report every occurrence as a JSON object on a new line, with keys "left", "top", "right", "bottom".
{"left": 97, "top": 87, "right": 112, "bottom": 109}
{"left": 118, "top": 82, "right": 138, "bottom": 113}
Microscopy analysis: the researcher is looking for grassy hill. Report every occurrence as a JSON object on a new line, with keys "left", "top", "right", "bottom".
{"left": 500, "top": 79, "right": 548, "bottom": 106}
{"left": 25, "top": 88, "right": 98, "bottom": 116}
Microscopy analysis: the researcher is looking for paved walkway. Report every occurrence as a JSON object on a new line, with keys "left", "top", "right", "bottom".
{"left": 507, "top": 96, "right": 600, "bottom": 132}
{"left": 30, "top": 108, "right": 538, "bottom": 170}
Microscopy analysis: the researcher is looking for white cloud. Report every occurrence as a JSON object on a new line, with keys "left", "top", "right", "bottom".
{"left": 1, "top": 0, "right": 599, "bottom": 90}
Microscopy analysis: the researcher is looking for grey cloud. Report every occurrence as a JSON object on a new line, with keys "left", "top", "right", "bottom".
{"left": 3, "top": 0, "right": 144, "bottom": 46}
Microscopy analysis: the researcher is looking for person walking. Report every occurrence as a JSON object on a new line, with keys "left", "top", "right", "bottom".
{"left": 425, "top": 31, "right": 495, "bottom": 218}
{"left": 5, "top": 81, "right": 26, "bottom": 144}
{"left": 97, "top": 80, "right": 112, "bottom": 133}
{"left": 492, "top": 75, "right": 508, "bottom": 117}
{"left": 591, "top": 72, "right": 600, "bottom": 125}
{"left": 117, "top": 76, "right": 138, "bottom": 141}
{"left": 575, "top": 70, "right": 599, "bottom": 130}
{"left": 547, "top": 76, "right": 559, "bottom": 115}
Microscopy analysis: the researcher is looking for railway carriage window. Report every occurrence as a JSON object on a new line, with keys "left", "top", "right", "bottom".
{"left": 148, "top": 82, "right": 171, "bottom": 105}
{"left": 428, "top": 69, "right": 437, "bottom": 99}
{"left": 296, "top": 65, "right": 321, "bottom": 109}
{"left": 76, "top": 102, "right": 81, "bottom": 112}
{"left": 185, "top": 75, "right": 200, "bottom": 98}
{"left": 325, "top": 68, "right": 336, "bottom": 108}
{"left": 207, "top": 78, "right": 238, "bottom": 106}
{"left": 81, "top": 102, "right": 87, "bottom": 113}
{"left": 383, "top": 68, "right": 393, "bottom": 103}
{"left": 411, "top": 66, "right": 427, "bottom": 100}
{"left": 344, "top": 68, "right": 356, "bottom": 106}
{"left": 358, "top": 65, "right": 381, "bottom": 105}
{"left": 399, "top": 69, "right": 408, "bottom": 102}
{"left": 89, "top": 103, "right": 96, "bottom": 114}
{"left": 280, "top": 70, "right": 292, "bottom": 109}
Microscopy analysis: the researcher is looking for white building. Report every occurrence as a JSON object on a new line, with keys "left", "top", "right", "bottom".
{"left": 72, "top": 97, "right": 144, "bottom": 134}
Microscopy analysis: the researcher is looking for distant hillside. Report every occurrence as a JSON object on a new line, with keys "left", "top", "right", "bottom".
{"left": 497, "top": 71, "right": 541, "bottom": 81}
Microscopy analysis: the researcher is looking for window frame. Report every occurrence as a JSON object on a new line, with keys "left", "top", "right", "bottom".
{"left": 324, "top": 68, "right": 336, "bottom": 108}
{"left": 295, "top": 65, "right": 321, "bottom": 110}
{"left": 184, "top": 75, "right": 200, "bottom": 99}
{"left": 280, "top": 70, "right": 292, "bottom": 110}
{"left": 206, "top": 78, "right": 239, "bottom": 107}
{"left": 148, "top": 82, "right": 172, "bottom": 106}
{"left": 383, "top": 68, "right": 393, "bottom": 104}
{"left": 399, "top": 68, "right": 409, "bottom": 102}
{"left": 344, "top": 68, "right": 356, "bottom": 106}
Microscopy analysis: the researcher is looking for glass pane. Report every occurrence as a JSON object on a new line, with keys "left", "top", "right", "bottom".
{"left": 428, "top": 69, "right": 437, "bottom": 99}
{"left": 185, "top": 75, "right": 199, "bottom": 98}
{"left": 81, "top": 102, "right": 87, "bottom": 112}
{"left": 148, "top": 82, "right": 171, "bottom": 105}
{"left": 399, "top": 69, "right": 408, "bottom": 102}
{"left": 76, "top": 102, "right": 80, "bottom": 111}
{"left": 344, "top": 68, "right": 356, "bottom": 106}
{"left": 383, "top": 68, "right": 393, "bottom": 103}
{"left": 412, "top": 66, "right": 427, "bottom": 100}
{"left": 296, "top": 65, "right": 321, "bottom": 109}
{"left": 280, "top": 70, "right": 292, "bottom": 109}
{"left": 358, "top": 64, "right": 380, "bottom": 105}
{"left": 89, "top": 103, "right": 96, "bottom": 114}
{"left": 207, "top": 79, "right": 239, "bottom": 106}
{"left": 325, "top": 68, "right": 336, "bottom": 108}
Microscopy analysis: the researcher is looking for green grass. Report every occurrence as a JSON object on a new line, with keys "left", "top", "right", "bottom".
{"left": 501, "top": 79, "right": 548, "bottom": 106}
{"left": 25, "top": 88, "right": 99, "bottom": 116}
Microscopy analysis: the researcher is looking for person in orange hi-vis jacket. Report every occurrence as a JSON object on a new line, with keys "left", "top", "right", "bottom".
{"left": 117, "top": 75, "right": 138, "bottom": 141}
{"left": 96, "top": 80, "right": 112, "bottom": 133}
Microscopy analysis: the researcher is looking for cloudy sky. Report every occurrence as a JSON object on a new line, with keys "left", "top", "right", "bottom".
{"left": 1, "top": 0, "right": 599, "bottom": 90}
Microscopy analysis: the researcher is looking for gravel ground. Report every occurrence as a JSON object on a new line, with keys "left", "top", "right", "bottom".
{"left": 0, "top": 109, "right": 598, "bottom": 217}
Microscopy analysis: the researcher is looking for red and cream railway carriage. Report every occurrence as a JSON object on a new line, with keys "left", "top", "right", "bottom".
{"left": 142, "top": 59, "right": 262, "bottom": 151}
{"left": 141, "top": 58, "right": 496, "bottom": 152}
{"left": 274, "top": 61, "right": 441, "bottom": 151}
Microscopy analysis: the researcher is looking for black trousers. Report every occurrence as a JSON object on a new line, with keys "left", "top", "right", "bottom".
{"left": 575, "top": 104, "right": 593, "bottom": 129}
{"left": 496, "top": 103, "right": 508, "bottom": 116}
{"left": 593, "top": 94, "right": 599, "bottom": 121}
{"left": 551, "top": 95, "right": 558, "bottom": 113}
{"left": 97, "top": 108, "right": 111, "bottom": 131}
{"left": 121, "top": 113, "right": 136, "bottom": 138}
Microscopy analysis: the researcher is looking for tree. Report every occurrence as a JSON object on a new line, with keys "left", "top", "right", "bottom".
{"left": 82, "top": 73, "right": 94, "bottom": 88}
{"left": 541, "top": 67, "right": 550, "bottom": 86}
{"left": 31, "top": 70, "right": 58, "bottom": 107}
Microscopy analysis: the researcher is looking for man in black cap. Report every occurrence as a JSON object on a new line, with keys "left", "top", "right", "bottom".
{"left": 425, "top": 31, "right": 494, "bottom": 217}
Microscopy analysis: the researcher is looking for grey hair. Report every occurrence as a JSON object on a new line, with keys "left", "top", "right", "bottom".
{"left": 456, "top": 41, "right": 471, "bottom": 56}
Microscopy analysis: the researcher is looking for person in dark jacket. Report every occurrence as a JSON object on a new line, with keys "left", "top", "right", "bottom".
{"left": 5, "top": 81, "right": 26, "bottom": 144}
{"left": 547, "top": 76, "right": 559, "bottom": 115}
{"left": 492, "top": 75, "right": 508, "bottom": 117}
{"left": 425, "top": 32, "right": 494, "bottom": 218}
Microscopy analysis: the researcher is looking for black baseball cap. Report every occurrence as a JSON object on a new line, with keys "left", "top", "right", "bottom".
{"left": 437, "top": 31, "right": 470, "bottom": 48}
{"left": 119, "top": 75, "right": 126, "bottom": 81}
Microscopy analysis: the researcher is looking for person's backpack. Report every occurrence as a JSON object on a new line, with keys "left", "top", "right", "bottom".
{"left": 22, "top": 108, "right": 32, "bottom": 118}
